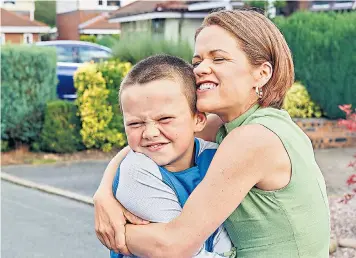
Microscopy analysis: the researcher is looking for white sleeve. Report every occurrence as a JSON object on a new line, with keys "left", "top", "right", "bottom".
{"left": 115, "top": 151, "right": 235, "bottom": 257}
{"left": 115, "top": 151, "right": 181, "bottom": 223}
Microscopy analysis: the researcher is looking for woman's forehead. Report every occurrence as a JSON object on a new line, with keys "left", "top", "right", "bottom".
{"left": 194, "top": 26, "right": 238, "bottom": 54}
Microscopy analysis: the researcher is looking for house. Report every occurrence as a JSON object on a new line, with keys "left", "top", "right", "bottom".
{"left": 0, "top": 8, "right": 51, "bottom": 44}
{"left": 1, "top": 0, "right": 35, "bottom": 20}
{"left": 56, "top": 0, "right": 121, "bottom": 40}
{"left": 108, "top": 1, "right": 209, "bottom": 48}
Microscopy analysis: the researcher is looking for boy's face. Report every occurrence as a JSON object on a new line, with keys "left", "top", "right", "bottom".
{"left": 121, "top": 79, "right": 206, "bottom": 172}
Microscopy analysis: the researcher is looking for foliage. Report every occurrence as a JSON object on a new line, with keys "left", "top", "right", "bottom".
{"left": 80, "top": 34, "right": 120, "bottom": 48}
{"left": 80, "top": 35, "right": 97, "bottom": 43}
{"left": 97, "top": 34, "right": 120, "bottom": 48}
{"left": 1, "top": 45, "right": 57, "bottom": 145}
{"left": 274, "top": 11, "right": 356, "bottom": 119}
{"left": 338, "top": 105, "right": 356, "bottom": 204}
{"left": 245, "top": 0, "right": 286, "bottom": 9}
{"left": 36, "top": 100, "right": 85, "bottom": 153}
{"left": 1, "top": 140, "right": 10, "bottom": 152}
{"left": 74, "top": 60, "right": 131, "bottom": 152}
{"left": 35, "top": 0, "right": 56, "bottom": 27}
{"left": 112, "top": 33, "right": 193, "bottom": 64}
{"left": 283, "top": 82, "right": 323, "bottom": 118}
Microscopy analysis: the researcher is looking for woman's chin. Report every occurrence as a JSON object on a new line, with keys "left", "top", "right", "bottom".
{"left": 197, "top": 100, "right": 219, "bottom": 114}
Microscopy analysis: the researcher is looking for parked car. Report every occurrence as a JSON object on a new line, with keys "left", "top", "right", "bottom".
{"left": 36, "top": 40, "right": 112, "bottom": 100}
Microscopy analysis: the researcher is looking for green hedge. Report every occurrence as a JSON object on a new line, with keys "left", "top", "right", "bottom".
{"left": 1, "top": 45, "right": 57, "bottom": 144}
{"left": 275, "top": 11, "right": 356, "bottom": 119}
{"left": 112, "top": 33, "right": 192, "bottom": 64}
{"left": 35, "top": 100, "right": 84, "bottom": 153}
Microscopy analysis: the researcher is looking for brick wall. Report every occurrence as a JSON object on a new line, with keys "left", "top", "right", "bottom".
{"left": 56, "top": 10, "right": 101, "bottom": 40}
{"left": 4, "top": 33, "right": 40, "bottom": 44}
{"left": 294, "top": 118, "right": 356, "bottom": 149}
{"left": 57, "top": 11, "right": 81, "bottom": 40}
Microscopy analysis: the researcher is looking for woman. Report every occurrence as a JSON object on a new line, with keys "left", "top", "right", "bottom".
{"left": 94, "top": 9, "right": 330, "bottom": 257}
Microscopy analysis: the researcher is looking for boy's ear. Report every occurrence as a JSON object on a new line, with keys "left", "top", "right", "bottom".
{"left": 194, "top": 112, "right": 207, "bottom": 133}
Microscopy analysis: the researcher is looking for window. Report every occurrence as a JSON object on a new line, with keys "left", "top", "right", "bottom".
{"left": 23, "top": 33, "right": 33, "bottom": 44}
{"left": 152, "top": 19, "right": 165, "bottom": 34}
{"left": 56, "top": 45, "right": 80, "bottom": 63}
{"left": 78, "top": 46, "right": 111, "bottom": 63}
{"left": 0, "top": 33, "right": 5, "bottom": 45}
{"left": 98, "top": 0, "right": 103, "bottom": 5}
{"left": 3, "top": 0, "right": 16, "bottom": 4}
{"left": 107, "top": 0, "right": 120, "bottom": 7}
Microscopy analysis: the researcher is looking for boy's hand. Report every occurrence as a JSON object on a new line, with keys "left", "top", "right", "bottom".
{"left": 93, "top": 186, "right": 149, "bottom": 255}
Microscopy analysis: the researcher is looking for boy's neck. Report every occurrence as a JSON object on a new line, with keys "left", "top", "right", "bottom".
{"left": 162, "top": 141, "right": 196, "bottom": 173}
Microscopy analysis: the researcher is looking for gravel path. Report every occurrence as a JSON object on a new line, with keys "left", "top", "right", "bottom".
{"left": 329, "top": 197, "right": 356, "bottom": 258}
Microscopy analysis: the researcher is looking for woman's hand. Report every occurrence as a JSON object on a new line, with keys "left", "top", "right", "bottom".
{"left": 93, "top": 186, "right": 149, "bottom": 255}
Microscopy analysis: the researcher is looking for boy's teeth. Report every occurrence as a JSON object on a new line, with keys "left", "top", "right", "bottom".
{"left": 199, "top": 83, "right": 217, "bottom": 90}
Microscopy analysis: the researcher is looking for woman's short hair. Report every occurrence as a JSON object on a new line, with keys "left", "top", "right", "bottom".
{"left": 196, "top": 9, "right": 295, "bottom": 109}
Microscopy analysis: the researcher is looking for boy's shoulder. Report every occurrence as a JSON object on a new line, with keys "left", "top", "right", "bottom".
{"left": 194, "top": 138, "right": 218, "bottom": 164}
{"left": 195, "top": 138, "right": 218, "bottom": 155}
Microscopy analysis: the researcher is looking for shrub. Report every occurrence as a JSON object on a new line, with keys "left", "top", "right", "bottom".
{"left": 97, "top": 34, "right": 120, "bottom": 48}
{"left": 283, "top": 82, "right": 323, "bottom": 118}
{"left": 80, "top": 35, "right": 97, "bottom": 43}
{"left": 1, "top": 140, "right": 10, "bottom": 152}
{"left": 74, "top": 60, "right": 131, "bottom": 152}
{"left": 37, "top": 100, "right": 85, "bottom": 153}
{"left": 274, "top": 11, "right": 356, "bottom": 119}
{"left": 1, "top": 45, "right": 57, "bottom": 144}
{"left": 112, "top": 33, "right": 193, "bottom": 64}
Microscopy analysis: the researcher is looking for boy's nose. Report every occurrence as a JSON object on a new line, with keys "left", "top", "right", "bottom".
{"left": 142, "top": 123, "right": 160, "bottom": 140}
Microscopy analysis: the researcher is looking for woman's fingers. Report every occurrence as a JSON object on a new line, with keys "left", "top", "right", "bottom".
{"left": 114, "top": 222, "right": 131, "bottom": 255}
{"left": 123, "top": 208, "right": 150, "bottom": 225}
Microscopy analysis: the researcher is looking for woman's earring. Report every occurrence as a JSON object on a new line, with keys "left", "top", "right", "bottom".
{"left": 255, "top": 86, "right": 263, "bottom": 99}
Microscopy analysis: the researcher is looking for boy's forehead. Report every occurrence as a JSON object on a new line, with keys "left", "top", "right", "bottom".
{"left": 121, "top": 79, "right": 190, "bottom": 112}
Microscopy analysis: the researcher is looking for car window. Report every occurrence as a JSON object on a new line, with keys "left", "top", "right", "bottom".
{"left": 56, "top": 45, "right": 80, "bottom": 63}
{"left": 78, "top": 46, "right": 111, "bottom": 63}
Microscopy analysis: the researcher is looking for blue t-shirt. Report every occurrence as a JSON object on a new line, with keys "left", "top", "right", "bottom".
{"left": 111, "top": 138, "right": 219, "bottom": 257}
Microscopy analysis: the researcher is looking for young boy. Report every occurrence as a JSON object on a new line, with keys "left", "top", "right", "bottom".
{"left": 111, "top": 55, "right": 235, "bottom": 258}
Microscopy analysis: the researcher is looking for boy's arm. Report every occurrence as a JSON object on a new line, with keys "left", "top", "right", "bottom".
{"left": 115, "top": 151, "right": 182, "bottom": 223}
{"left": 116, "top": 152, "right": 235, "bottom": 257}
{"left": 94, "top": 146, "right": 147, "bottom": 255}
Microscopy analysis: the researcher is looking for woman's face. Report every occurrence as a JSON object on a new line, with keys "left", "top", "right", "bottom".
{"left": 192, "top": 25, "right": 257, "bottom": 122}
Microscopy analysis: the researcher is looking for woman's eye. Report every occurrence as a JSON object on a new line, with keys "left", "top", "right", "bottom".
{"left": 213, "top": 57, "right": 225, "bottom": 62}
{"left": 192, "top": 62, "right": 201, "bottom": 68}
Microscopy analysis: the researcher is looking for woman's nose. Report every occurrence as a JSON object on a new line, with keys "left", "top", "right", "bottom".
{"left": 193, "top": 60, "right": 212, "bottom": 76}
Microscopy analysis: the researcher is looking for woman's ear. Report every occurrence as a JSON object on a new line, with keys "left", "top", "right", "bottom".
{"left": 254, "top": 61, "right": 273, "bottom": 89}
{"left": 194, "top": 112, "right": 207, "bottom": 133}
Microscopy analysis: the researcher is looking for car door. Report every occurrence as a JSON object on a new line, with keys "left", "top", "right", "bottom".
{"left": 56, "top": 45, "right": 81, "bottom": 100}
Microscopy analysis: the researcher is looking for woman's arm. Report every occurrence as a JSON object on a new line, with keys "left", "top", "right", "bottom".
{"left": 195, "top": 114, "right": 223, "bottom": 142}
{"left": 124, "top": 124, "right": 288, "bottom": 258}
{"left": 93, "top": 146, "right": 148, "bottom": 255}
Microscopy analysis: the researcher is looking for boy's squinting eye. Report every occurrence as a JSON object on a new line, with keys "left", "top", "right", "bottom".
{"left": 159, "top": 117, "right": 173, "bottom": 123}
{"left": 128, "top": 122, "right": 143, "bottom": 128}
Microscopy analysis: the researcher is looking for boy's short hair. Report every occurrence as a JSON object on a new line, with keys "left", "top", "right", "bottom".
{"left": 119, "top": 54, "right": 197, "bottom": 113}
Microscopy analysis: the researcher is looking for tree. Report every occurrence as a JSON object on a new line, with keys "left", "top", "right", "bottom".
{"left": 34, "top": 0, "right": 56, "bottom": 27}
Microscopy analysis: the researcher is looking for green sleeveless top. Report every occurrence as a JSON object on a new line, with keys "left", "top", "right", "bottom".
{"left": 216, "top": 105, "right": 330, "bottom": 258}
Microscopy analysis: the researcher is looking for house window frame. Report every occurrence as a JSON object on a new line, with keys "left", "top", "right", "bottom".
{"left": 23, "top": 33, "right": 33, "bottom": 44}
{"left": 98, "top": 0, "right": 106, "bottom": 6}
{"left": 1, "top": 33, "right": 5, "bottom": 45}
{"left": 3, "top": 0, "right": 16, "bottom": 4}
